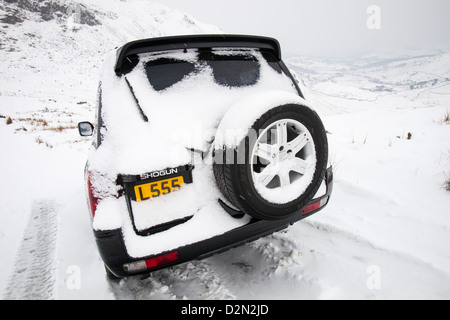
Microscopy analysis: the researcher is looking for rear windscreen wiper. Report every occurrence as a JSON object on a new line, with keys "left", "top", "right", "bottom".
{"left": 124, "top": 77, "right": 149, "bottom": 122}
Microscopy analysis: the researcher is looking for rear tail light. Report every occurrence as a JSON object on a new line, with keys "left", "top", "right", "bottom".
{"left": 123, "top": 251, "right": 180, "bottom": 273}
{"left": 86, "top": 172, "right": 121, "bottom": 219}
{"left": 302, "top": 196, "right": 328, "bottom": 216}
{"left": 87, "top": 172, "right": 99, "bottom": 218}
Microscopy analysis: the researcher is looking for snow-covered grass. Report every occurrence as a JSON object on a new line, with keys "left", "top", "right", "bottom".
{"left": 1, "top": 0, "right": 449, "bottom": 300}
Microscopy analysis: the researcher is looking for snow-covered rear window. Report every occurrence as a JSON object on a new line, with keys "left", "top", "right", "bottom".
{"left": 142, "top": 50, "right": 261, "bottom": 91}
{"left": 199, "top": 52, "right": 260, "bottom": 88}
{"left": 145, "top": 58, "right": 196, "bottom": 91}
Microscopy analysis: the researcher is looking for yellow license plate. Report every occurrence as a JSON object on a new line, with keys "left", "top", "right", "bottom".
{"left": 134, "top": 176, "right": 184, "bottom": 202}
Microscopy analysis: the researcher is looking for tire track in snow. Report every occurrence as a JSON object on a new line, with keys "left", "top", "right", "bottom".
{"left": 3, "top": 200, "right": 58, "bottom": 300}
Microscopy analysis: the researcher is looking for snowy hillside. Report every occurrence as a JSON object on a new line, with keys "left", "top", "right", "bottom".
{"left": 1, "top": 0, "right": 450, "bottom": 300}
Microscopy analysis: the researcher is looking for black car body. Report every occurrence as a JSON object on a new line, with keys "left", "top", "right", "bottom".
{"left": 78, "top": 35, "right": 333, "bottom": 278}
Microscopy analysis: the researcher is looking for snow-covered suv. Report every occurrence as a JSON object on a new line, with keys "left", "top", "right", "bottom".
{"left": 78, "top": 34, "right": 333, "bottom": 278}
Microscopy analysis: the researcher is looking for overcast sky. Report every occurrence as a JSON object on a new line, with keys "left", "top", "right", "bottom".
{"left": 157, "top": 0, "right": 450, "bottom": 58}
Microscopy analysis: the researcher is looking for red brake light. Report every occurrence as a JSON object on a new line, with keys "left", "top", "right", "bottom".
{"left": 302, "top": 196, "right": 329, "bottom": 216}
{"left": 87, "top": 173, "right": 99, "bottom": 218}
{"left": 123, "top": 251, "right": 181, "bottom": 274}
{"left": 302, "top": 200, "right": 321, "bottom": 216}
{"left": 145, "top": 251, "right": 180, "bottom": 269}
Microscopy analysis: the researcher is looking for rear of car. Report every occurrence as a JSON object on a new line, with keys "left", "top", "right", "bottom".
{"left": 78, "top": 35, "right": 333, "bottom": 278}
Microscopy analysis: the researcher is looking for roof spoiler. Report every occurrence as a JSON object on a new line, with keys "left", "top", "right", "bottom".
{"left": 114, "top": 34, "right": 281, "bottom": 76}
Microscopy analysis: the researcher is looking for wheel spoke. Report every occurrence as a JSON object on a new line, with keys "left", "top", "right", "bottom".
{"left": 278, "top": 170, "right": 291, "bottom": 187}
{"left": 257, "top": 165, "right": 278, "bottom": 187}
{"left": 290, "top": 157, "right": 308, "bottom": 175}
{"left": 255, "top": 142, "right": 275, "bottom": 161}
{"left": 276, "top": 122, "right": 288, "bottom": 146}
{"left": 288, "top": 134, "right": 309, "bottom": 154}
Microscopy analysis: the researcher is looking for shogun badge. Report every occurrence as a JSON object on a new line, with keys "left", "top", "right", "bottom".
{"left": 140, "top": 168, "right": 178, "bottom": 180}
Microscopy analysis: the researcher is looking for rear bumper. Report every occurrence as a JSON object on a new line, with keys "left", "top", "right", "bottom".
{"left": 95, "top": 166, "right": 333, "bottom": 278}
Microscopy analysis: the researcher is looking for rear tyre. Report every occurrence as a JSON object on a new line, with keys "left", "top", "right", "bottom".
{"left": 213, "top": 104, "right": 328, "bottom": 220}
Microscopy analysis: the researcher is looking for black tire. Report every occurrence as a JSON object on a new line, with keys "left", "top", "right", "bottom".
{"left": 213, "top": 104, "right": 328, "bottom": 220}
